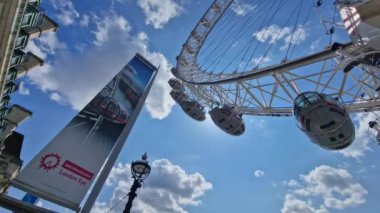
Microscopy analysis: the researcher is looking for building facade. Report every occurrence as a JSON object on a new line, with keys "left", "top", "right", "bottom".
{"left": 0, "top": 0, "right": 58, "bottom": 193}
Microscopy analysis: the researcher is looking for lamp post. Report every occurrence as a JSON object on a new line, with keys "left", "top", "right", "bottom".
{"left": 123, "top": 153, "right": 151, "bottom": 213}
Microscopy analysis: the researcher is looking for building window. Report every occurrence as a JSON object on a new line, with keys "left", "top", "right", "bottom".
{"left": 5, "top": 72, "right": 16, "bottom": 83}
{"left": 10, "top": 56, "right": 21, "bottom": 68}
{"left": 15, "top": 36, "right": 26, "bottom": 49}
{"left": 0, "top": 96, "right": 10, "bottom": 108}
{"left": 21, "top": 13, "right": 33, "bottom": 26}
{"left": 3, "top": 84, "right": 16, "bottom": 96}
{"left": 10, "top": 50, "right": 25, "bottom": 68}
{"left": 0, "top": 101, "right": 5, "bottom": 109}
{"left": 0, "top": 100, "right": 7, "bottom": 109}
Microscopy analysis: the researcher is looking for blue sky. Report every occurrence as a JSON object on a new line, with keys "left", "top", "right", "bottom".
{"left": 5, "top": 0, "right": 380, "bottom": 212}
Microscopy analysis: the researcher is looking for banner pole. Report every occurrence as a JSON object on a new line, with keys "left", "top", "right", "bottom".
{"left": 80, "top": 65, "right": 158, "bottom": 213}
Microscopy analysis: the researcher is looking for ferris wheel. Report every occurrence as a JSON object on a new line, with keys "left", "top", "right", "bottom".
{"left": 169, "top": 0, "right": 380, "bottom": 150}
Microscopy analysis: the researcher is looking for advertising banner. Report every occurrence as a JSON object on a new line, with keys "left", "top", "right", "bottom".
{"left": 12, "top": 53, "right": 158, "bottom": 211}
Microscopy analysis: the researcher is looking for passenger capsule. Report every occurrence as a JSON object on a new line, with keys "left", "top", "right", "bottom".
{"left": 168, "top": 78, "right": 184, "bottom": 92}
{"left": 294, "top": 91, "right": 355, "bottom": 150}
{"left": 170, "top": 90, "right": 186, "bottom": 104}
{"left": 179, "top": 100, "right": 206, "bottom": 121}
{"left": 369, "top": 121, "right": 380, "bottom": 145}
{"left": 209, "top": 105, "right": 245, "bottom": 136}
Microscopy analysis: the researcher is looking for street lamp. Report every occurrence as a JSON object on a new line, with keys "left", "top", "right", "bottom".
{"left": 123, "top": 153, "right": 151, "bottom": 213}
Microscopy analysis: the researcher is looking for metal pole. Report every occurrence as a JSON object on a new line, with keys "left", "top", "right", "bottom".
{"left": 123, "top": 178, "right": 141, "bottom": 213}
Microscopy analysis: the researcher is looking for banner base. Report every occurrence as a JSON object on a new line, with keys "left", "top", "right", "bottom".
{"left": 0, "top": 194, "right": 58, "bottom": 213}
{"left": 12, "top": 179, "right": 81, "bottom": 212}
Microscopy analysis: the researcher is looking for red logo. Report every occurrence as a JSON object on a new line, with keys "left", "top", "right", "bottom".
{"left": 39, "top": 153, "right": 61, "bottom": 172}
{"left": 62, "top": 160, "right": 94, "bottom": 180}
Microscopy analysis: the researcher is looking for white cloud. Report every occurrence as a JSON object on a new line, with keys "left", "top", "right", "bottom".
{"left": 283, "top": 179, "right": 300, "bottom": 188}
{"left": 145, "top": 53, "right": 176, "bottom": 119}
{"left": 249, "top": 55, "right": 272, "bottom": 68}
{"left": 80, "top": 14, "right": 90, "bottom": 27}
{"left": 91, "top": 13, "right": 132, "bottom": 46}
{"left": 281, "top": 26, "right": 308, "bottom": 50}
{"left": 284, "top": 27, "right": 307, "bottom": 45}
{"left": 18, "top": 82, "right": 30, "bottom": 95}
{"left": 38, "top": 32, "right": 67, "bottom": 55}
{"left": 254, "top": 170, "right": 264, "bottom": 178}
{"left": 282, "top": 165, "right": 367, "bottom": 213}
{"left": 93, "top": 159, "right": 213, "bottom": 213}
{"left": 137, "top": 0, "right": 183, "bottom": 29}
{"left": 338, "top": 113, "right": 374, "bottom": 159}
{"left": 282, "top": 194, "right": 328, "bottom": 213}
{"left": 26, "top": 11, "right": 175, "bottom": 119}
{"left": 253, "top": 24, "right": 308, "bottom": 52}
{"left": 356, "top": 168, "right": 367, "bottom": 174}
{"left": 50, "top": 0, "right": 80, "bottom": 26}
{"left": 75, "top": 43, "right": 88, "bottom": 53}
{"left": 27, "top": 63, "right": 54, "bottom": 92}
{"left": 25, "top": 32, "right": 66, "bottom": 60}
{"left": 25, "top": 40, "right": 46, "bottom": 59}
{"left": 50, "top": 92, "right": 62, "bottom": 102}
{"left": 249, "top": 117, "right": 268, "bottom": 127}
{"left": 310, "top": 39, "right": 321, "bottom": 52}
{"left": 253, "top": 24, "right": 291, "bottom": 44}
{"left": 231, "top": 1, "right": 257, "bottom": 16}
{"left": 249, "top": 117, "right": 270, "bottom": 137}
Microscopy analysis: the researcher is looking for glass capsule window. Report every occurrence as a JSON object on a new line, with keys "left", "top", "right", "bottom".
{"left": 294, "top": 92, "right": 322, "bottom": 110}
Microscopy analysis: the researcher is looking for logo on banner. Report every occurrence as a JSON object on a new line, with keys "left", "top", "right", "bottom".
{"left": 39, "top": 153, "right": 61, "bottom": 172}
{"left": 39, "top": 152, "right": 94, "bottom": 186}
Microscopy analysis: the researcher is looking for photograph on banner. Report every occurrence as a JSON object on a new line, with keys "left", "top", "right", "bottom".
{"left": 71, "top": 62, "right": 151, "bottom": 153}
